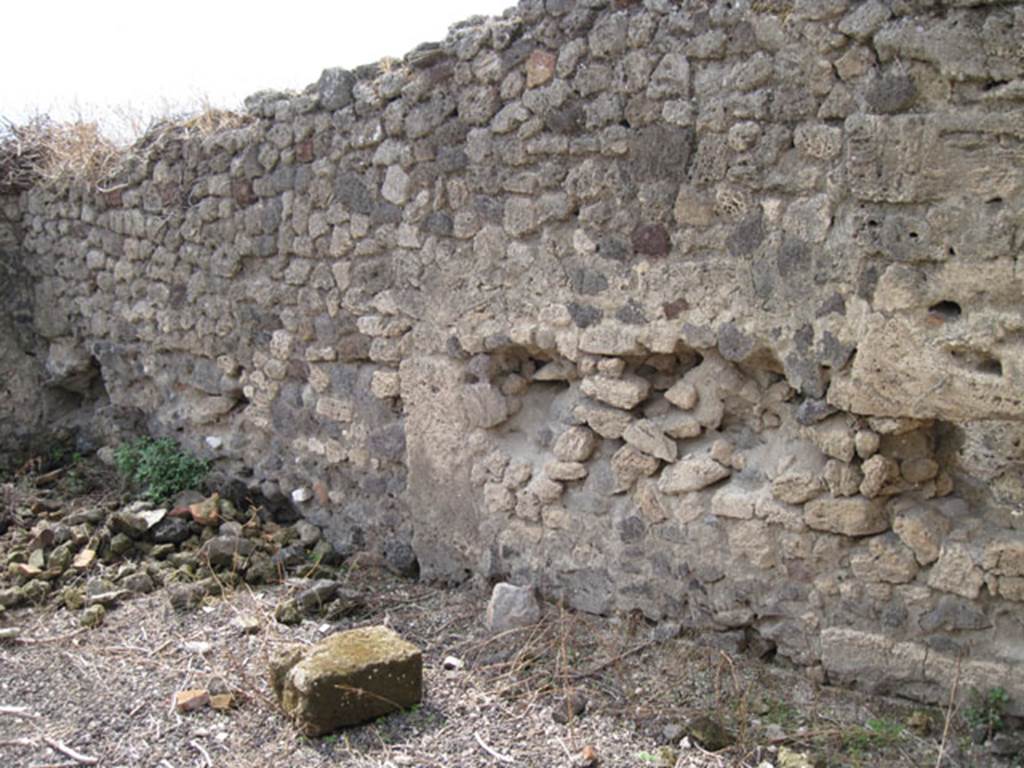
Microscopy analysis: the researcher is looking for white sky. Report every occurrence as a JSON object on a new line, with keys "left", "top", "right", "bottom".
{"left": 2, "top": 0, "right": 513, "bottom": 135}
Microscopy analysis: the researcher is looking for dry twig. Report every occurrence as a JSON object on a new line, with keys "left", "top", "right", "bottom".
{"left": 474, "top": 732, "right": 515, "bottom": 764}
{"left": 0, "top": 704, "right": 38, "bottom": 717}
{"left": 41, "top": 735, "right": 99, "bottom": 765}
{"left": 190, "top": 739, "right": 212, "bottom": 768}
{"left": 935, "top": 654, "right": 963, "bottom": 768}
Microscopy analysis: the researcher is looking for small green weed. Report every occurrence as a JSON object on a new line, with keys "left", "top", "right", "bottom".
{"left": 964, "top": 687, "right": 1009, "bottom": 740}
{"left": 763, "top": 697, "right": 799, "bottom": 728}
{"left": 114, "top": 437, "right": 209, "bottom": 502}
{"left": 48, "top": 444, "right": 82, "bottom": 467}
{"left": 840, "top": 717, "right": 904, "bottom": 762}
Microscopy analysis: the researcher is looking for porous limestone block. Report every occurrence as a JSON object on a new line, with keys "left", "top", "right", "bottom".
{"left": 892, "top": 504, "right": 951, "bottom": 565}
{"left": 574, "top": 399, "right": 633, "bottom": 439}
{"left": 553, "top": 425, "right": 598, "bottom": 462}
{"left": 928, "top": 542, "right": 984, "bottom": 599}
{"left": 371, "top": 370, "right": 401, "bottom": 399}
{"left": 611, "top": 445, "right": 660, "bottom": 492}
{"left": 580, "top": 374, "right": 650, "bottom": 410}
{"left": 658, "top": 455, "right": 731, "bottom": 495}
{"left": 270, "top": 626, "right": 422, "bottom": 735}
{"left": 622, "top": 418, "right": 677, "bottom": 462}
{"left": 804, "top": 496, "right": 889, "bottom": 536}
{"left": 850, "top": 534, "right": 919, "bottom": 584}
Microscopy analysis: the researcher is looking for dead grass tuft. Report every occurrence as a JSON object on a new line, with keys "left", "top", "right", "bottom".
{"left": 0, "top": 116, "right": 124, "bottom": 193}
{"left": 1, "top": 99, "right": 253, "bottom": 194}
{"left": 141, "top": 98, "right": 254, "bottom": 147}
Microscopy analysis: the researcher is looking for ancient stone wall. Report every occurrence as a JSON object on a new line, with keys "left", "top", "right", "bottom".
{"left": 4, "top": 0, "right": 1024, "bottom": 711}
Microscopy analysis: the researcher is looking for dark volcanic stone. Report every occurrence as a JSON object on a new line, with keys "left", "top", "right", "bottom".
{"left": 866, "top": 72, "right": 917, "bottom": 114}
{"left": 632, "top": 224, "right": 670, "bottom": 257}
{"left": 151, "top": 517, "right": 192, "bottom": 545}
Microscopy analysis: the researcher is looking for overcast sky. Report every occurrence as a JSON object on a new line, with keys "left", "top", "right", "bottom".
{"left": 2, "top": 0, "right": 513, "bottom": 133}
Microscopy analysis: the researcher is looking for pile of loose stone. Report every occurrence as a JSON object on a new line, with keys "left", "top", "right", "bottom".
{"left": 0, "top": 484, "right": 345, "bottom": 629}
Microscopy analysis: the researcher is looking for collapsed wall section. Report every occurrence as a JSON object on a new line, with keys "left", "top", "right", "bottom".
{"left": 4, "top": 0, "right": 1024, "bottom": 710}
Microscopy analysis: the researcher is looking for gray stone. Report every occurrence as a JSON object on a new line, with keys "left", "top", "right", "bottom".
{"left": 837, "top": 0, "right": 891, "bottom": 41}
{"left": 293, "top": 520, "right": 321, "bottom": 549}
{"left": 486, "top": 582, "right": 541, "bottom": 632}
{"left": 110, "top": 509, "right": 150, "bottom": 539}
{"left": 151, "top": 517, "right": 191, "bottom": 544}
{"left": 648, "top": 53, "right": 690, "bottom": 99}
{"left": 381, "top": 166, "right": 410, "bottom": 205}
{"left": 866, "top": 72, "right": 917, "bottom": 114}
{"left": 317, "top": 68, "right": 355, "bottom": 111}
{"left": 461, "top": 383, "right": 509, "bottom": 429}
{"left": 202, "top": 536, "right": 256, "bottom": 570}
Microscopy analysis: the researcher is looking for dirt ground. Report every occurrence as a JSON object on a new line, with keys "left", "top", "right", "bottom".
{"left": 0, "top": 467, "right": 1019, "bottom": 768}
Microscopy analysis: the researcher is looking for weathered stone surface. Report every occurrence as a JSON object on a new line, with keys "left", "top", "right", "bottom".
{"left": 823, "top": 459, "right": 863, "bottom": 497}
{"left": 711, "top": 487, "right": 758, "bottom": 520}
{"left": 110, "top": 509, "right": 150, "bottom": 539}
{"left": 983, "top": 537, "right": 1024, "bottom": 577}
{"left": 658, "top": 410, "right": 702, "bottom": 440}
{"left": 771, "top": 472, "right": 823, "bottom": 505}
{"left": 573, "top": 400, "right": 632, "bottom": 440}
{"left": 610, "top": 445, "right": 660, "bottom": 492}
{"left": 804, "top": 497, "right": 889, "bottom": 537}
{"left": 545, "top": 461, "right": 587, "bottom": 482}
{"left": 580, "top": 375, "right": 650, "bottom": 410}
{"left": 622, "top": 419, "right": 676, "bottom": 463}
{"left": 552, "top": 426, "right": 598, "bottom": 462}
{"left": 892, "top": 505, "right": 950, "bottom": 565}
{"left": 807, "top": 416, "right": 855, "bottom": 464}
{"left": 850, "top": 534, "right": 919, "bottom": 584}
{"left": 202, "top": 536, "right": 256, "bottom": 569}
{"left": 525, "top": 50, "right": 556, "bottom": 89}
{"left": 663, "top": 380, "right": 698, "bottom": 411}
{"left": 859, "top": 454, "right": 902, "bottom": 498}
{"left": 271, "top": 626, "right": 422, "bottom": 734}
{"left": 928, "top": 543, "right": 984, "bottom": 599}
{"left": 461, "top": 383, "right": 509, "bottom": 428}
{"left": 658, "top": 456, "right": 731, "bottom": 495}
{"left": 190, "top": 496, "right": 221, "bottom": 527}
{"left": 486, "top": 582, "right": 541, "bottom": 632}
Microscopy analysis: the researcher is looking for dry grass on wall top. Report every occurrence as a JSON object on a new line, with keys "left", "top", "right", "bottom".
{"left": 0, "top": 116, "right": 124, "bottom": 193}
{"left": 0, "top": 103, "right": 252, "bottom": 194}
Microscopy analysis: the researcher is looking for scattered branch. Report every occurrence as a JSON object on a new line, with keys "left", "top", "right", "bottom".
{"left": 936, "top": 654, "right": 963, "bottom": 768}
{"left": 189, "top": 739, "right": 212, "bottom": 768}
{"left": 0, "top": 705, "right": 38, "bottom": 718}
{"left": 474, "top": 732, "right": 515, "bottom": 764}
{"left": 41, "top": 735, "right": 99, "bottom": 765}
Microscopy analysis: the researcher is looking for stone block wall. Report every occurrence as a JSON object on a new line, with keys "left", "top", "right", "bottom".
{"left": 3, "top": 0, "right": 1024, "bottom": 710}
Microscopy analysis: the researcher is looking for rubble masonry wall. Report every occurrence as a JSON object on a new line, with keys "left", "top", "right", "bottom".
{"left": 3, "top": 0, "right": 1024, "bottom": 710}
